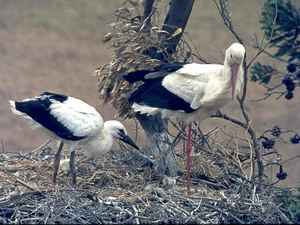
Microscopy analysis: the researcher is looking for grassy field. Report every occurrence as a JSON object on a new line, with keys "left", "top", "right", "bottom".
{"left": 1, "top": 0, "right": 299, "bottom": 186}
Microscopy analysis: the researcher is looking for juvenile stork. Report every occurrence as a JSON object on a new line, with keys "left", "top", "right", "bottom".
{"left": 9, "top": 91, "right": 139, "bottom": 186}
{"left": 123, "top": 42, "right": 246, "bottom": 193}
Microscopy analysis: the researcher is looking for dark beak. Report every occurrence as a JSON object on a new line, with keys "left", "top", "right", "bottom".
{"left": 119, "top": 133, "right": 139, "bottom": 150}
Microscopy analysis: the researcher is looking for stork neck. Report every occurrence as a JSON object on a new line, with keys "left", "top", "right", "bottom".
{"left": 223, "top": 62, "right": 234, "bottom": 84}
{"left": 102, "top": 125, "right": 114, "bottom": 140}
{"left": 85, "top": 128, "right": 113, "bottom": 159}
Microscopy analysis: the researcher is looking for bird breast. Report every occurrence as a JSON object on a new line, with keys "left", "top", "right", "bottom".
{"left": 82, "top": 133, "right": 113, "bottom": 159}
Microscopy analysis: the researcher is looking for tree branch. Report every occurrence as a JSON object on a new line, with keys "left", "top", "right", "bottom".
{"left": 212, "top": 0, "right": 265, "bottom": 190}
{"left": 141, "top": 0, "right": 155, "bottom": 32}
{"left": 213, "top": 0, "right": 244, "bottom": 44}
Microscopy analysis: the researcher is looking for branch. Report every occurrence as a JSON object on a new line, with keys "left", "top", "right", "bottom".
{"left": 213, "top": 0, "right": 244, "bottom": 44}
{"left": 239, "top": 57, "right": 264, "bottom": 189}
{"left": 141, "top": 0, "right": 155, "bottom": 32}
{"left": 211, "top": 110, "right": 247, "bottom": 129}
{"left": 212, "top": 0, "right": 266, "bottom": 190}
{"left": 143, "top": 0, "right": 155, "bottom": 20}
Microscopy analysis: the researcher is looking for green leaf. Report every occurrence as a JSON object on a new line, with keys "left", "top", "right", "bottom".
{"left": 251, "top": 62, "right": 274, "bottom": 84}
{"left": 275, "top": 44, "right": 293, "bottom": 58}
{"left": 261, "top": 0, "right": 300, "bottom": 61}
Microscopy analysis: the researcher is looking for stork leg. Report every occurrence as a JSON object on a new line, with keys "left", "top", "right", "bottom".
{"left": 53, "top": 141, "right": 64, "bottom": 184}
{"left": 69, "top": 150, "right": 76, "bottom": 186}
{"left": 186, "top": 124, "right": 192, "bottom": 195}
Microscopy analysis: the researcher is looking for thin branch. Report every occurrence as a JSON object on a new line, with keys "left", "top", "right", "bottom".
{"left": 140, "top": 0, "right": 156, "bottom": 32}
{"left": 212, "top": 0, "right": 266, "bottom": 189}
{"left": 213, "top": 0, "right": 244, "bottom": 44}
{"left": 211, "top": 110, "right": 247, "bottom": 129}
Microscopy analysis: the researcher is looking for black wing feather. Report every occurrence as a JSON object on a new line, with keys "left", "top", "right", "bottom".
{"left": 15, "top": 93, "right": 85, "bottom": 141}
{"left": 40, "top": 91, "right": 68, "bottom": 102}
{"left": 125, "top": 63, "right": 195, "bottom": 113}
{"left": 123, "top": 63, "right": 185, "bottom": 83}
{"left": 122, "top": 70, "right": 154, "bottom": 83}
{"left": 129, "top": 79, "right": 195, "bottom": 113}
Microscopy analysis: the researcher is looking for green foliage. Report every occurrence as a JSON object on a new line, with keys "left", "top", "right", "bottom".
{"left": 251, "top": 62, "right": 274, "bottom": 84}
{"left": 251, "top": 0, "right": 300, "bottom": 86}
{"left": 275, "top": 188, "right": 300, "bottom": 223}
{"left": 261, "top": 0, "right": 300, "bottom": 61}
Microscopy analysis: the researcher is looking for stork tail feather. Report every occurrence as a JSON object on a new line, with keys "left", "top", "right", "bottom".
{"left": 9, "top": 100, "right": 22, "bottom": 115}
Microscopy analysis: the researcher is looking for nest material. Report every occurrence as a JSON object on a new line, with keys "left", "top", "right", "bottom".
{"left": 27, "top": 2, "right": 294, "bottom": 224}
{"left": 0, "top": 142, "right": 294, "bottom": 224}
{"left": 96, "top": 2, "right": 193, "bottom": 118}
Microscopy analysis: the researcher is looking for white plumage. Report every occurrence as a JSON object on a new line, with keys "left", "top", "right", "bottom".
{"left": 123, "top": 42, "right": 246, "bottom": 193}
{"left": 130, "top": 43, "right": 245, "bottom": 124}
{"left": 9, "top": 92, "right": 139, "bottom": 185}
{"left": 48, "top": 97, "right": 104, "bottom": 138}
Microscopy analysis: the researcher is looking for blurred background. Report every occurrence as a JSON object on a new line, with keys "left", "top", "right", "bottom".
{"left": 1, "top": 0, "right": 299, "bottom": 186}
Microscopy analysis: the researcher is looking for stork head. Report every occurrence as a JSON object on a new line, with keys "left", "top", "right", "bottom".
{"left": 225, "top": 43, "right": 246, "bottom": 99}
{"left": 104, "top": 120, "right": 139, "bottom": 150}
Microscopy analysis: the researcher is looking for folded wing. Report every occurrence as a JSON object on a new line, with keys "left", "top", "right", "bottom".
{"left": 124, "top": 63, "right": 222, "bottom": 113}
{"left": 13, "top": 92, "right": 103, "bottom": 140}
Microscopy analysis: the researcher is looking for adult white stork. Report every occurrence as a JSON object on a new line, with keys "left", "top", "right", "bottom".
{"left": 123, "top": 42, "right": 246, "bottom": 193}
{"left": 9, "top": 91, "right": 139, "bottom": 186}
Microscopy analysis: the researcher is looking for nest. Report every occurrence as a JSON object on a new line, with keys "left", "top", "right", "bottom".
{"left": 0, "top": 141, "right": 294, "bottom": 224}
{"left": 96, "top": 1, "right": 193, "bottom": 117}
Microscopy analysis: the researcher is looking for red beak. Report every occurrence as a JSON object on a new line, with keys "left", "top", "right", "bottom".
{"left": 230, "top": 63, "right": 239, "bottom": 99}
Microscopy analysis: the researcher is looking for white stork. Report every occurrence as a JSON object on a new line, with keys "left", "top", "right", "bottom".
{"left": 9, "top": 91, "right": 139, "bottom": 186}
{"left": 123, "top": 42, "right": 246, "bottom": 193}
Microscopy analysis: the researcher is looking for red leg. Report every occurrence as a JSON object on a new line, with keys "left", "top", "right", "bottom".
{"left": 186, "top": 124, "right": 192, "bottom": 195}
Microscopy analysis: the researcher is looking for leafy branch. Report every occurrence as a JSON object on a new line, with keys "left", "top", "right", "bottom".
{"left": 251, "top": 0, "right": 300, "bottom": 101}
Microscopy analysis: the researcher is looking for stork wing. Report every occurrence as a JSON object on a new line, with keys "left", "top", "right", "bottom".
{"left": 123, "top": 63, "right": 184, "bottom": 83}
{"left": 127, "top": 63, "right": 223, "bottom": 112}
{"left": 129, "top": 78, "right": 196, "bottom": 113}
{"left": 49, "top": 96, "right": 104, "bottom": 138}
{"left": 15, "top": 92, "right": 103, "bottom": 140}
{"left": 162, "top": 64, "right": 224, "bottom": 109}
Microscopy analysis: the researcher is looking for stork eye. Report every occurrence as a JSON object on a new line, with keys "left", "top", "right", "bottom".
{"left": 118, "top": 129, "right": 125, "bottom": 136}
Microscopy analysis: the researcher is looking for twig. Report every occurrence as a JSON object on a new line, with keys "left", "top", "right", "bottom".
{"left": 15, "top": 178, "right": 39, "bottom": 192}
{"left": 211, "top": 110, "right": 247, "bottom": 129}
{"left": 248, "top": 138, "right": 254, "bottom": 180}
{"left": 213, "top": 0, "right": 244, "bottom": 44}
{"left": 132, "top": 205, "right": 140, "bottom": 224}
{"left": 140, "top": 2, "right": 156, "bottom": 32}
{"left": 30, "top": 139, "right": 52, "bottom": 154}
{"left": 213, "top": 0, "right": 266, "bottom": 190}
{"left": 0, "top": 168, "right": 40, "bottom": 193}
{"left": 202, "top": 203, "right": 244, "bottom": 224}
{"left": 276, "top": 207, "right": 293, "bottom": 224}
